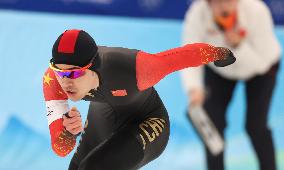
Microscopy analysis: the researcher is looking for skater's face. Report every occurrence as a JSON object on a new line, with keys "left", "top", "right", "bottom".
{"left": 53, "top": 64, "right": 100, "bottom": 101}
{"left": 208, "top": 0, "right": 238, "bottom": 18}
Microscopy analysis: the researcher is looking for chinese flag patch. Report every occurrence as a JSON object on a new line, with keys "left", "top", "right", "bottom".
{"left": 111, "top": 89, "right": 127, "bottom": 97}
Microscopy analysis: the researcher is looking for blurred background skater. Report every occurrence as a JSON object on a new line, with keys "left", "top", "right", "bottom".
{"left": 181, "top": 0, "right": 282, "bottom": 170}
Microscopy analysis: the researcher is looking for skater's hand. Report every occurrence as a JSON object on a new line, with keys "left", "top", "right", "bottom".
{"left": 63, "top": 107, "right": 83, "bottom": 135}
{"left": 189, "top": 88, "right": 205, "bottom": 107}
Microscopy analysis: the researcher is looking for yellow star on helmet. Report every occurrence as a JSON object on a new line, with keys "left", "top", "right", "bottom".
{"left": 44, "top": 73, "right": 54, "bottom": 86}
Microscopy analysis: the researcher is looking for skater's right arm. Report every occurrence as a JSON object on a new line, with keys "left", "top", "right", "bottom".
{"left": 43, "top": 68, "right": 76, "bottom": 157}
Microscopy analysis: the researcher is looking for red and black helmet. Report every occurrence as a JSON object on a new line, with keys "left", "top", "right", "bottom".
{"left": 51, "top": 29, "right": 98, "bottom": 68}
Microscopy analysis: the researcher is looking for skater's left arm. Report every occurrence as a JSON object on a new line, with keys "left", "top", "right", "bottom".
{"left": 136, "top": 43, "right": 234, "bottom": 91}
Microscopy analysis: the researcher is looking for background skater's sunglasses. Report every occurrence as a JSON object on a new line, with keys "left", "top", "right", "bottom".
{"left": 49, "top": 57, "right": 95, "bottom": 79}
